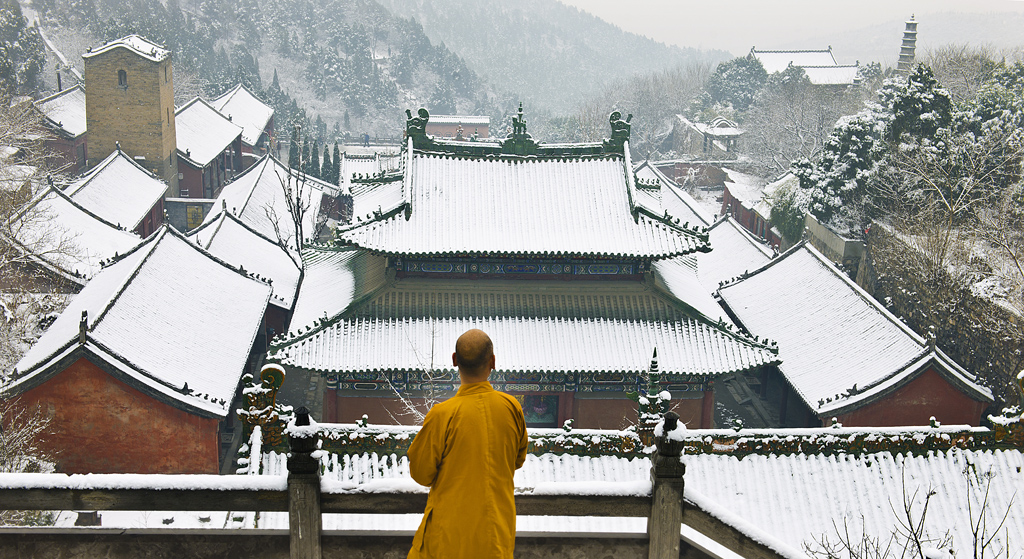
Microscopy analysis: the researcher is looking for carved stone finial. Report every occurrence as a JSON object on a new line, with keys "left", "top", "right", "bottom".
{"left": 501, "top": 103, "right": 538, "bottom": 155}
{"left": 603, "top": 111, "right": 633, "bottom": 152}
{"left": 405, "top": 108, "right": 431, "bottom": 148}
{"left": 79, "top": 310, "right": 88, "bottom": 344}
{"left": 651, "top": 411, "right": 686, "bottom": 482}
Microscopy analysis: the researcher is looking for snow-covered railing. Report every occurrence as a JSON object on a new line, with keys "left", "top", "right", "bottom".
{"left": 0, "top": 409, "right": 797, "bottom": 559}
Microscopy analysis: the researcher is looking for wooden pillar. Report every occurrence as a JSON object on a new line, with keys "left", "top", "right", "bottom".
{"left": 287, "top": 407, "right": 321, "bottom": 559}
{"left": 700, "top": 381, "right": 714, "bottom": 429}
{"left": 323, "top": 387, "right": 337, "bottom": 423}
{"left": 759, "top": 368, "right": 769, "bottom": 399}
{"left": 648, "top": 411, "right": 685, "bottom": 559}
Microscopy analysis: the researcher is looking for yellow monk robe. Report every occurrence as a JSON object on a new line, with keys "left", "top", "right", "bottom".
{"left": 408, "top": 381, "right": 528, "bottom": 559}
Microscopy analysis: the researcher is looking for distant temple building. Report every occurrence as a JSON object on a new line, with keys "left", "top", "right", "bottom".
{"left": 269, "top": 107, "right": 780, "bottom": 430}
{"left": 749, "top": 46, "right": 860, "bottom": 86}
{"left": 424, "top": 114, "right": 490, "bottom": 139}
{"left": 33, "top": 85, "right": 88, "bottom": 174}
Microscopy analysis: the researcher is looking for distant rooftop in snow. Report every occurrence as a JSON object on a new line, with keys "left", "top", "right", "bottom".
{"left": 175, "top": 97, "right": 243, "bottom": 168}
{"left": 188, "top": 211, "right": 302, "bottom": 310}
{"left": 749, "top": 47, "right": 859, "bottom": 86}
{"left": 34, "top": 85, "right": 87, "bottom": 138}
{"left": 203, "top": 155, "right": 339, "bottom": 250}
{"left": 83, "top": 35, "right": 169, "bottom": 63}
{"left": 427, "top": 115, "right": 489, "bottom": 125}
{"left": 211, "top": 84, "right": 274, "bottom": 147}
{"left": 6, "top": 185, "right": 142, "bottom": 283}
{"left": 63, "top": 149, "right": 166, "bottom": 230}
{"left": 5, "top": 227, "right": 272, "bottom": 417}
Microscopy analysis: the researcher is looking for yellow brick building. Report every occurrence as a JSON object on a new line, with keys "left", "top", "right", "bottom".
{"left": 84, "top": 35, "right": 179, "bottom": 195}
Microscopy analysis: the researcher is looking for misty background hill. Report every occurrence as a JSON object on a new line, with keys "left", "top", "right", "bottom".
{"left": 377, "top": 0, "right": 730, "bottom": 112}
{"left": 783, "top": 12, "right": 1024, "bottom": 67}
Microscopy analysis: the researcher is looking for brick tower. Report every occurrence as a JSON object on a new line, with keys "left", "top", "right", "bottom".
{"left": 84, "top": 35, "right": 178, "bottom": 194}
{"left": 897, "top": 16, "right": 918, "bottom": 76}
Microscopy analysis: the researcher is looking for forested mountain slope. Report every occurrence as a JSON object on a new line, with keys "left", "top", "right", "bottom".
{"left": 377, "top": 0, "right": 729, "bottom": 111}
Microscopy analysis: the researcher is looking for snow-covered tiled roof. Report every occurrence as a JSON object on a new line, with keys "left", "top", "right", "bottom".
{"left": 695, "top": 217, "right": 774, "bottom": 289}
{"left": 210, "top": 84, "right": 274, "bottom": 147}
{"left": 721, "top": 168, "right": 767, "bottom": 206}
{"left": 287, "top": 246, "right": 387, "bottom": 334}
{"left": 7, "top": 186, "right": 142, "bottom": 283}
{"left": 716, "top": 243, "right": 992, "bottom": 414}
{"left": 685, "top": 446, "right": 1023, "bottom": 554}
{"left": 63, "top": 149, "right": 166, "bottom": 230}
{"left": 82, "top": 35, "right": 169, "bottom": 62}
{"left": 188, "top": 211, "right": 302, "bottom": 310}
{"left": 271, "top": 279, "right": 778, "bottom": 377}
{"left": 428, "top": 115, "right": 489, "bottom": 125}
{"left": 801, "top": 65, "right": 860, "bottom": 86}
{"left": 651, "top": 256, "right": 730, "bottom": 323}
{"left": 335, "top": 150, "right": 709, "bottom": 260}
{"left": 750, "top": 48, "right": 838, "bottom": 74}
{"left": 34, "top": 85, "right": 87, "bottom": 138}
{"left": 6, "top": 227, "right": 272, "bottom": 417}
{"left": 203, "top": 155, "right": 336, "bottom": 250}
{"left": 636, "top": 161, "right": 713, "bottom": 227}
{"left": 174, "top": 97, "right": 243, "bottom": 168}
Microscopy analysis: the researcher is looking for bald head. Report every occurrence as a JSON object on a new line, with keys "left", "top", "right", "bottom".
{"left": 453, "top": 329, "right": 495, "bottom": 381}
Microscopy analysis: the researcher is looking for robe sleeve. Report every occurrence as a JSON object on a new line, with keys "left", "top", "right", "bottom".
{"left": 408, "top": 406, "right": 445, "bottom": 487}
{"left": 514, "top": 405, "right": 528, "bottom": 471}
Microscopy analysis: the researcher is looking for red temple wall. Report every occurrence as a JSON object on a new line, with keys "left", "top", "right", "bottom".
{"left": 9, "top": 357, "right": 220, "bottom": 474}
{"left": 834, "top": 368, "right": 988, "bottom": 427}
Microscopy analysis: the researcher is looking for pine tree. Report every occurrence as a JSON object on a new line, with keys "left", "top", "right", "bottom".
{"left": 343, "top": 110, "right": 351, "bottom": 131}
{"left": 311, "top": 140, "right": 322, "bottom": 179}
{"left": 321, "top": 144, "right": 331, "bottom": 180}
{"left": 288, "top": 126, "right": 300, "bottom": 170}
{"left": 332, "top": 142, "right": 341, "bottom": 185}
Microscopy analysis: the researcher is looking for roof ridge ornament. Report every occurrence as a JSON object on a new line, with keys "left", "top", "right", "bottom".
{"left": 603, "top": 111, "right": 632, "bottom": 153}
{"left": 501, "top": 103, "right": 538, "bottom": 155}
{"left": 405, "top": 108, "right": 432, "bottom": 150}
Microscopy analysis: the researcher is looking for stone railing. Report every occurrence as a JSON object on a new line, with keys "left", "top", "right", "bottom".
{"left": 0, "top": 410, "right": 795, "bottom": 559}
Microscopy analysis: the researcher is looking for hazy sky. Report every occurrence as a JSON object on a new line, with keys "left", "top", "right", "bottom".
{"left": 557, "top": 0, "right": 1024, "bottom": 55}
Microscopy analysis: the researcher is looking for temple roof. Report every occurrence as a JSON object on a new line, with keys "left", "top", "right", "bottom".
{"left": 695, "top": 217, "right": 774, "bottom": 289}
{"left": 335, "top": 146, "right": 710, "bottom": 260}
{"left": 34, "top": 85, "right": 87, "bottom": 139}
{"left": 634, "top": 160, "right": 713, "bottom": 228}
{"left": 287, "top": 246, "right": 387, "bottom": 335}
{"left": 188, "top": 211, "right": 302, "bottom": 310}
{"left": 203, "top": 155, "right": 339, "bottom": 250}
{"left": 270, "top": 279, "right": 778, "bottom": 377}
{"left": 7, "top": 185, "right": 142, "bottom": 283}
{"left": 63, "top": 148, "right": 166, "bottom": 230}
{"left": 716, "top": 243, "right": 992, "bottom": 414}
{"left": 211, "top": 84, "right": 274, "bottom": 147}
{"left": 82, "top": 35, "right": 170, "bottom": 63}
{"left": 175, "top": 97, "right": 243, "bottom": 168}
{"left": 5, "top": 227, "right": 271, "bottom": 417}
{"left": 750, "top": 48, "right": 838, "bottom": 73}
{"left": 749, "top": 47, "right": 859, "bottom": 85}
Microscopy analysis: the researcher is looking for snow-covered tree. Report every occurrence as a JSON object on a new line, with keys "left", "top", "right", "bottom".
{"left": 0, "top": 0, "right": 46, "bottom": 97}
{"left": 703, "top": 55, "right": 768, "bottom": 112}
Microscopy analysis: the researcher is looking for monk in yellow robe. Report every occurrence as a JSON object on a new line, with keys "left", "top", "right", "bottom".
{"left": 407, "top": 329, "right": 529, "bottom": 559}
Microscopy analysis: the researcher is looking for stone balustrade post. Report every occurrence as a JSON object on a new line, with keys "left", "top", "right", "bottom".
{"left": 287, "top": 407, "right": 322, "bottom": 559}
{"left": 647, "top": 411, "right": 686, "bottom": 559}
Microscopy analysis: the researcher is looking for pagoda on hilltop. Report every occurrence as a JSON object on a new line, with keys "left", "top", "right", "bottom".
{"left": 269, "top": 106, "right": 779, "bottom": 430}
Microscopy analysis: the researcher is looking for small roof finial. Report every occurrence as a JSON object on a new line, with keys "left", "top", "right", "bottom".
{"left": 79, "top": 310, "right": 88, "bottom": 344}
